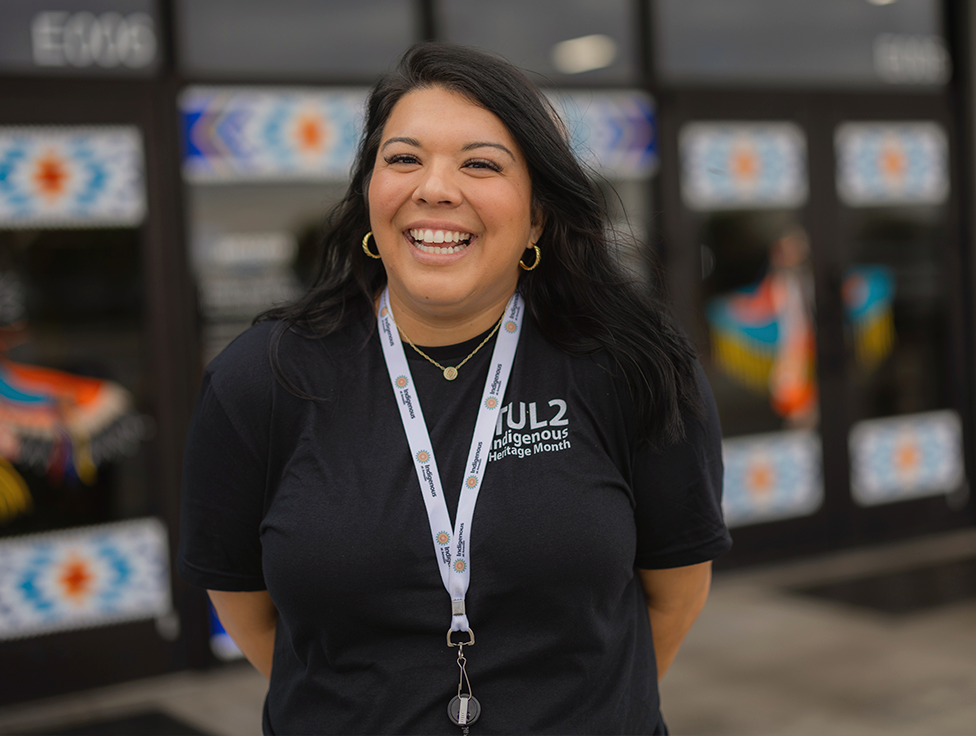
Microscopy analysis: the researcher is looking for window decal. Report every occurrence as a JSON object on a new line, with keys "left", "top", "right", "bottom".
{"left": 680, "top": 122, "right": 808, "bottom": 210}
{"left": 548, "top": 91, "right": 657, "bottom": 179}
{"left": 722, "top": 429, "right": 823, "bottom": 527}
{"left": 835, "top": 122, "right": 948, "bottom": 206}
{"left": 0, "top": 127, "right": 146, "bottom": 228}
{"left": 850, "top": 410, "right": 964, "bottom": 506}
{"left": 0, "top": 518, "right": 171, "bottom": 640}
{"left": 179, "top": 87, "right": 368, "bottom": 183}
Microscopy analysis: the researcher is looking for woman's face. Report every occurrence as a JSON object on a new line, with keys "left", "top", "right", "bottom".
{"left": 368, "top": 86, "right": 543, "bottom": 328}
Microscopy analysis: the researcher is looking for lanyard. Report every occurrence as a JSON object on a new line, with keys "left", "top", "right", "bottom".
{"left": 377, "top": 286, "right": 523, "bottom": 634}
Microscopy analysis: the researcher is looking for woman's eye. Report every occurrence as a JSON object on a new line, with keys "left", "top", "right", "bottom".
{"left": 465, "top": 159, "right": 502, "bottom": 172}
{"left": 385, "top": 154, "right": 420, "bottom": 165}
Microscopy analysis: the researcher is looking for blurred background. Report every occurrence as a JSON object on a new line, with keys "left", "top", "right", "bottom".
{"left": 0, "top": 1, "right": 973, "bottom": 734}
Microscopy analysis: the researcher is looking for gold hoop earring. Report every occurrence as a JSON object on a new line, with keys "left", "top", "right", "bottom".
{"left": 519, "top": 243, "right": 541, "bottom": 271}
{"left": 362, "top": 231, "right": 381, "bottom": 259}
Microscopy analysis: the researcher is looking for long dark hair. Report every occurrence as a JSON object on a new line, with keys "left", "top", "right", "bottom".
{"left": 261, "top": 43, "right": 701, "bottom": 447}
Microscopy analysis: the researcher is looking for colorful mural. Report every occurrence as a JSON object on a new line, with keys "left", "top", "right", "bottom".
{"left": 680, "top": 122, "right": 808, "bottom": 210}
{"left": 850, "top": 410, "right": 964, "bottom": 506}
{"left": 722, "top": 429, "right": 823, "bottom": 527}
{"left": 179, "top": 87, "right": 368, "bottom": 182}
{"left": 0, "top": 127, "right": 146, "bottom": 228}
{"left": 0, "top": 355, "right": 143, "bottom": 520}
{"left": 707, "top": 227, "right": 894, "bottom": 426}
{"left": 0, "top": 518, "right": 171, "bottom": 640}
{"left": 835, "top": 122, "right": 949, "bottom": 206}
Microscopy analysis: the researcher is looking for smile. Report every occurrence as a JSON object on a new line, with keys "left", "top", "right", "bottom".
{"left": 408, "top": 229, "right": 473, "bottom": 254}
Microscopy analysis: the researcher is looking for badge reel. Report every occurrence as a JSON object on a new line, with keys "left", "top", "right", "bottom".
{"left": 448, "top": 628, "right": 481, "bottom": 731}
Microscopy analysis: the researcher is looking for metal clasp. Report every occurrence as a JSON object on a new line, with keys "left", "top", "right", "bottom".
{"left": 446, "top": 627, "right": 475, "bottom": 647}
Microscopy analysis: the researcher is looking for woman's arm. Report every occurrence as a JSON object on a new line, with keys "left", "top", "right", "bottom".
{"left": 637, "top": 561, "right": 712, "bottom": 682}
{"left": 208, "top": 589, "right": 278, "bottom": 679}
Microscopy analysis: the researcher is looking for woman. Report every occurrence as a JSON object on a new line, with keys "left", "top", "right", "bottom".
{"left": 180, "top": 43, "right": 731, "bottom": 735}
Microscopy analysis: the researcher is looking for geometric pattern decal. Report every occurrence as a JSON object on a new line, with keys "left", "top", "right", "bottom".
{"left": 0, "top": 127, "right": 146, "bottom": 228}
{"left": 836, "top": 122, "right": 949, "bottom": 207}
{"left": 850, "top": 410, "right": 964, "bottom": 506}
{"left": 0, "top": 518, "right": 171, "bottom": 641}
{"left": 179, "top": 86, "right": 368, "bottom": 183}
{"left": 549, "top": 91, "right": 658, "bottom": 179}
{"left": 722, "top": 429, "right": 823, "bottom": 528}
{"left": 680, "top": 122, "right": 808, "bottom": 210}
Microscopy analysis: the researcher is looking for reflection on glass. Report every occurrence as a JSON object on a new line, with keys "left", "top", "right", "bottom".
{"left": 187, "top": 183, "right": 347, "bottom": 364}
{"left": 708, "top": 226, "right": 818, "bottom": 428}
{"left": 699, "top": 211, "right": 807, "bottom": 435}
{"left": 846, "top": 206, "right": 948, "bottom": 420}
{"left": 708, "top": 227, "right": 896, "bottom": 430}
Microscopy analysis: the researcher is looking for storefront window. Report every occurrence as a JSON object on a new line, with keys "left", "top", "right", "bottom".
{"left": 0, "top": 126, "right": 169, "bottom": 642}
{"left": 680, "top": 120, "right": 823, "bottom": 527}
{"left": 175, "top": 0, "right": 417, "bottom": 81}
{"left": 180, "top": 87, "right": 365, "bottom": 363}
{"left": 835, "top": 121, "right": 965, "bottom": 507}
{"left": 654, "top": 0, "right": 948, "bottom": 88}
{"left": 0, "top": 127, "right": 151, "bottom": 537}
{"left": 440, "top": 0, "right": 639, "bottom": 85}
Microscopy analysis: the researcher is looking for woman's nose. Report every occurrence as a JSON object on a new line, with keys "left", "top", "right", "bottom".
{"left": 413, "top": 162, "right": 462, "bottom": 206}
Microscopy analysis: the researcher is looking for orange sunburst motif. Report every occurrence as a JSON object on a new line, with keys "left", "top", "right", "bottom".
{"left": 894, "top": 439, "right": 921, "bottom": 474}
{"left": 879, "top": 146, "right": 906, "bottom": 181}
{"left": 59, "top": 555, "right": 94, "bottom": 600}
{"left": 745, "top": 460, "right": 775, "bottom": 499}
{"left": 33, "top": 153, "right": 71, "bottom": 200}
{"left": 294, "top": 114, "right": 329, "bottom": 153}
{"left": 730, "top": 147, "right": 759, "bottom": 181}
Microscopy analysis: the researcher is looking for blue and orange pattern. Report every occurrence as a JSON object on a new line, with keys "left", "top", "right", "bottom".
{"left": 680, "top": 122, "right": 808, "bottom": 210}
{"left": 0, "top": 127, "right": 146, "bottom": 228}
{"left": 850, "top": 410, "right": 964, "bottom": 506}
{"left": 0, "top": 518, "right": 171, "bottom": 641}
{"left": 836, "top": 122, "right": 948, "bottom": 206}
{"left": 548, "top": 91, "right": 658, "bottom": 179}
{"left": 180, "top": 87, "right": 368, "bottom": 182}
{"left": 722, "top": 430, "right": 823, "bottom": 527}
{"left": 707, "top": 265, "right": 895, "bottom": 414}
{"left": 0, "top": 358, "right": 141, "bottom": 489}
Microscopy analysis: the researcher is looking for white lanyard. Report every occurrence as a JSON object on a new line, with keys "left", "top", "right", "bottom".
{"left": 377, "top": 286, "right": 523, "bottom": 634}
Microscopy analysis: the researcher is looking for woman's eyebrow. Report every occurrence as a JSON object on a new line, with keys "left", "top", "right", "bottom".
{"left": 462, "top": 142, "right": 516, "bottom": 160}
{"left": 380, "top": 136, "right": 421, "bottom": 151}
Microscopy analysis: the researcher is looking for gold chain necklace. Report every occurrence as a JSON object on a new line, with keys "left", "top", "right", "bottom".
{"left": 395, "top": 314, "right": 505, "bottom": 381}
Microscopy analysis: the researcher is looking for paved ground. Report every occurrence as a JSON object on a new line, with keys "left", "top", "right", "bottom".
{"left": 0, "top": 529, "right": 973, "bottom": 735}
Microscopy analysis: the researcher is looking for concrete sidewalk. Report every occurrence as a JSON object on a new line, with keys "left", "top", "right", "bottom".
{"left": 0, "top": 529, "right": 973, "bottom": 735}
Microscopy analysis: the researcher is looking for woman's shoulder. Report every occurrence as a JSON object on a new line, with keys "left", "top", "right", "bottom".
{"left": 205, "top": 320, "right": 277, "bottom": 386}
{"left": 204, "top": 317, "right": 373, "bottom": 406}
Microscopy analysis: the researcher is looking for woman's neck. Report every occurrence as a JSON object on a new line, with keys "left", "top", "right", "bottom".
{"left": 380, "top": 288, "right": 512, "bottom": 347}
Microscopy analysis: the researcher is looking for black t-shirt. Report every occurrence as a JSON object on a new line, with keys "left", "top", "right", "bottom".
{"left": 179, "top": 314, "right": 731, "bottom": 736}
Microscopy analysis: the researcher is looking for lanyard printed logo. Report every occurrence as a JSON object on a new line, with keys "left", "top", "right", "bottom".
{"left": 377, "top": 287, "right": 522, "bottom": 633}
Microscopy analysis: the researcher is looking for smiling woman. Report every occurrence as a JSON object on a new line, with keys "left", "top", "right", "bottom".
{"left": 369, "top": 86, "right": 542, "bottom": 345}
{"left": 179, "top": 43, "right": 731, "bottom": 736}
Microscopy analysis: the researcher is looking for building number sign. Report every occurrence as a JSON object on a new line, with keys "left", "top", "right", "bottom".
{"left": 31, "top": 11, "right": 156, "bottom": 69}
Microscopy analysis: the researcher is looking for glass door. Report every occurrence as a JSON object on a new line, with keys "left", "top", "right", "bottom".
{"left": 0, "top": 87, "right": 187, "bottom": 704}
{"left": 830, "top": 96, "right": 971, "bottom": 542}
{"left": 659, "top": 89, "right": 971, "bottom": 565}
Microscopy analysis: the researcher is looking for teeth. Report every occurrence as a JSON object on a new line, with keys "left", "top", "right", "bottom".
{"left": 414, "top": 242, "right": 467, "bottom": 254}
{"left": 408, "top": 228, "right": 472, "bottom": 245}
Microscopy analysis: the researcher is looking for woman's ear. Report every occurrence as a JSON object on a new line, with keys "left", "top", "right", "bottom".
{"left": 530, "top": 207, "right": 547, "bottom": 244}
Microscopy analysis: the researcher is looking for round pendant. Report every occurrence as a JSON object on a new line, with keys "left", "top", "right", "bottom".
{"left": 448, "top": 694, "right": 481, "bottom": 726}
{"left": 443, "top": 366, "right": 459, "bottom": 381}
